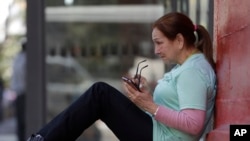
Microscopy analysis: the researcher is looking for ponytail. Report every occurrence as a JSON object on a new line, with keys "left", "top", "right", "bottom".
{"left": 195, "top": 25, "right": 215, "bottom": 70}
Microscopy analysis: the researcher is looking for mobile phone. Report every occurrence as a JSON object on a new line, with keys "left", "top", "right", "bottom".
{"left": 122, "top": 76, "right": 140, "bottom": 91}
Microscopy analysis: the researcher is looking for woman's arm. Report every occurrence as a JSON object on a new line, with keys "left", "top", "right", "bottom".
{"left": 154, "top": 106, "right": 205, "bottom": 135}
{"left": 123, "top": 75, "right": 206, "bottom": 135}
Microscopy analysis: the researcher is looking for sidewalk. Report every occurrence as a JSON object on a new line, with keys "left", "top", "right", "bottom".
{"left": 0, "top": 117, "right": 17, "bottom": 141}
{"left": 0, "top": 117, "right": 117, "bottom": 141}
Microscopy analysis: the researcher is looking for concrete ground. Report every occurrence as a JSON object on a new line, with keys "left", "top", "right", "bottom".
{"left": 0, "top": 118, "right": 17, "bottom": 141}
{"left": 0, "top": 117, "right": 118, "bottom": 141}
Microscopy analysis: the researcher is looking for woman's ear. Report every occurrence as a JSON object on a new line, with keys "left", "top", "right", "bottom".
{"left": 175, "top": 33, "right": 184, "bottom": 49}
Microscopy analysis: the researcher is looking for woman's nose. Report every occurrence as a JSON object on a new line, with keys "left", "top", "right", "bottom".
{"left": 154, "top": 47, "right": 160, "bottom": 55}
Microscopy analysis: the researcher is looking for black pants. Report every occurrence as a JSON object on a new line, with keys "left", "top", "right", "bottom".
{"left": 16, "top": 94, "right": 26, "bottom": 141}
{"left": 38, "top": 82, "right": 153, "bottom": 141}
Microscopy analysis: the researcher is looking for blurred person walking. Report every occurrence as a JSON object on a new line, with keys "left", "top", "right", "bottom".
{"left": 10, "top": 38, "right": 27, "bottom": 141}
{"left": 0, "top": 77, "right": 4, "bottom": 122}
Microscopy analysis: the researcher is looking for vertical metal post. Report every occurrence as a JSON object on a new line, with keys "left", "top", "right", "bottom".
{"left": 26, "top": 0, "right": 46, "bottom": 138}
{"left": 185, "top": 0, "right": 190, "bottom": 15}
{"left": 208, "top": 0, "right": 214, "bottom": 38}
{"left": 171, "top": 0, "right": 177, "bottom": 12}
{"left": 195, "top": 0, "right": 201, "bottom": 24}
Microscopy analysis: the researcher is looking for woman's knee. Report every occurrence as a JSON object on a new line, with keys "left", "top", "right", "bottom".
{"left": 91, "top": 81, "right": 111, "bottom": 90}
{"left": 92, "top": 81, "right": 109, "bottom": 87}
{"left": 90, "top": 81, "right": 121, "bottom": 96}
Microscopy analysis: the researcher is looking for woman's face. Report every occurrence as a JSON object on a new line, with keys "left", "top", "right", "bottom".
{"left": 152, "top": 27, "right": 179, "bottom": 64}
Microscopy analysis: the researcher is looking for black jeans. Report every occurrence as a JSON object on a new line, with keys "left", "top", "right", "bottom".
{"left": 16, "top": 93, "right": 26, "bottom": 141}
{"left": 38, "top": 82, "right": 153, "bottom": 141}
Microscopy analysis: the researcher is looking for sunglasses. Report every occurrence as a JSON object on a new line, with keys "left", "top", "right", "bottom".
{"left": 122, "top": 59, "right": 148, "bottom": 91}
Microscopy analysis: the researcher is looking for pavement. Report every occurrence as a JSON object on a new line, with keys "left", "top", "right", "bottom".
{"left": 0, "top": 117, "right": 118, "bottom": 141}
{"left": 0, "top": 118, "right": 17, "bottom": 141}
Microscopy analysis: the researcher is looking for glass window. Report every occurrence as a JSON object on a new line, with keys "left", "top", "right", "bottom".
{"left": 46, "top": 0, "right": 159, "bottom": 6}
{"left": 47, "top": 61, "right": 83, "bottom": 84}
{"left": 45, "top": 1, "right": 164, "bottom": 140}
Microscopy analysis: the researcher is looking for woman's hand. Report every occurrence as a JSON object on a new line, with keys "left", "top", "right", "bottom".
{"left": 134, "top": 75, "right": 152, "bottom": 93}
{"left": 123, "top": 76, "right": 158, "bottom": 114}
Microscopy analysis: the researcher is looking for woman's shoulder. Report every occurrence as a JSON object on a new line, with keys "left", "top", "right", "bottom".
{"left": 172, "top": 54, "right": 216, "bottom": 83}
{"left": 180, "top": 53, "right": 213, "bottom": 72}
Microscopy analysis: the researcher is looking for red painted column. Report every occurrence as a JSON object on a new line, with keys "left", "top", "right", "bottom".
{"left": 207, "top": 0, "right": 250, "bottom": 140}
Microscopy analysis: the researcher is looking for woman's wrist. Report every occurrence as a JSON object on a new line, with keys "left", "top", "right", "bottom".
{"left": 152, "top": 106, "right": 159, "bottom": 117}
{"left": 146, "top": 104, "right": 159, "bottom": 117}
